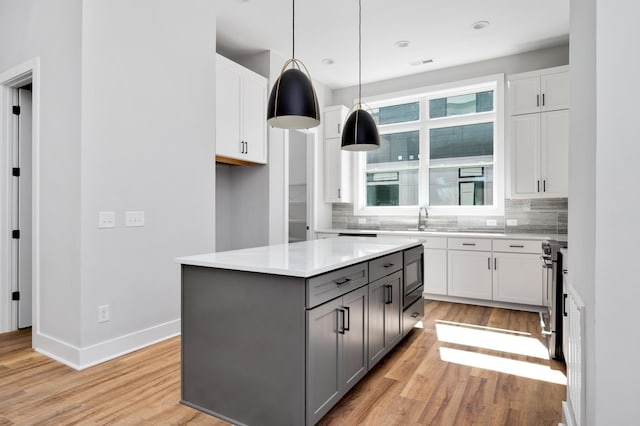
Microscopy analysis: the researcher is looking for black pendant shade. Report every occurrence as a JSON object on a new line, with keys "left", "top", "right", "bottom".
{"left": 341, "top": 108, "right": 380, "bottom": 151}
{"left": 267, "top": 67, "right": 320, "bottom": 129}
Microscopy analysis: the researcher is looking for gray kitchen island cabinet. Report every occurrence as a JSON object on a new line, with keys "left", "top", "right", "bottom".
{"left": 177, "top": 237, "right": 423, "bottom": 426}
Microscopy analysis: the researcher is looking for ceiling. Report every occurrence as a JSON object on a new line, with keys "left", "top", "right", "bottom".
{"left": 215, "top": 0, "right": 570, "bottom": 90}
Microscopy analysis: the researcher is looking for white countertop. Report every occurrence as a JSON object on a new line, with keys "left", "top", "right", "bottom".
{"left": 316, "top": 228, "right": 567, "bottom": 242}
{"left": 176, "top": 237, "right": 422, "bottom": 278}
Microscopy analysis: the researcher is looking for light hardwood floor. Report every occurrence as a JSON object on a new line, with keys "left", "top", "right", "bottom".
{"left": 0, "top": 301, "right": 565, "bottom": 425}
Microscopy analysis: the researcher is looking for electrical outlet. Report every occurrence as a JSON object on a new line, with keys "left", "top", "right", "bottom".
{"left": 98, "top": 211, "right": 115, "bottom": 228}
{"left": 125, "top": 211, "right": 145, "bottom": 227}
{"left": 358, "top": 218, "right": 366, "bottom": 225}
{"left": 506, "top": 219, "right": 518, "bottom": 226}
{"left": 98, "top": 305, "right": 110, "bottom": 323}
{"left": 486, "top": 219, "right": 498, "bottom": 226}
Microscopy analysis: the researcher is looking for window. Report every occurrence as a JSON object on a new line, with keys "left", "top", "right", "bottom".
{"left": 354, "top": 75, "right": 504, "bottom": 216}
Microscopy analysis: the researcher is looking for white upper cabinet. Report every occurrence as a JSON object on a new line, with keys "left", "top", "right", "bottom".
{"left": 509, "top": 67, "right": 569, "bottom": 115}
{"left": 324, "top": 105, "right": 351, "bottom": 203}
{"left": 216, "top": 54, "right": 267, "bottom": 165}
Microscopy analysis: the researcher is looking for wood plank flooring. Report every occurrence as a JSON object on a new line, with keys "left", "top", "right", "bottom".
{"left": 0, "top": 301, "right": 565, "bottom": 425}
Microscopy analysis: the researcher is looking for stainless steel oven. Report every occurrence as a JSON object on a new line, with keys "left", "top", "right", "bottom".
{"left": 403, "top": 245, "right": 424, "bottom": 309}
{"left": 541, "top": 239, "right": 567, "bottom": 361}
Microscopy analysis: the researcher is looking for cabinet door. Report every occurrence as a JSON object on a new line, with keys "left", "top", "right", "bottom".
{"left": 424, "top": 248, "right": 447, "bottom": 295}
{"left": 307, "top": 298, "right": 342, "bottom": 425}
{"left": 325, "top": 106, "right": 347, "bottom": 139}
{"left": 341, "top": 286, "right": 368, "bottom": 393}
{"left": 216, "top": 58, "right": 242, "bottom": 158}
{"left": 540, "top": 72, "right": 569, "bottom": 112}
{"left": 493, "top": 253, "right": 543, "bottom": 305}
{"left": 384, "top": 271, "right": 403, "bottom": 351}
{"left": 447, "top": 250, "right": 492, "bottom": 300}
{"left": 541, "top": 109, "right": 569, "bottom": 197}
{"left": 511, "top": 114, "right": 542, "bottom": 197}
{"left": 367, "top": 276, "right": 386, "bottom": 368}
{"left": 324, "top": 138, "right": 351, "bottom": 202}
{"left": 242, "top": 71, "right": 267, "bottom": 164}
{"left": 510, "top": 76, "right": 541, "bottom": 115}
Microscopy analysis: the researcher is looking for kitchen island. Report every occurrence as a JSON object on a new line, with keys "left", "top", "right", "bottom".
{"left": 177, "top": 237, "right": 424, "bottom": 426}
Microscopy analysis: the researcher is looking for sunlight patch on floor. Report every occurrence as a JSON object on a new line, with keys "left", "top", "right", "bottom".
{"left": 439, "top": 347, "right": 567, "bottom": 385}
{"left": 435, "top": 321, "right": 549, "bottom": 360}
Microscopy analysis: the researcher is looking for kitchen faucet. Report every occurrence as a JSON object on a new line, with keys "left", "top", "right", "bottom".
{"left": 418, "top": 206, "right": 429, "bottom": 231}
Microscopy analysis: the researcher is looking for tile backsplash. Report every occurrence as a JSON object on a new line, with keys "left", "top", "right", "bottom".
{"left": 332, "top": 198, "right": 568, "bottom": 234}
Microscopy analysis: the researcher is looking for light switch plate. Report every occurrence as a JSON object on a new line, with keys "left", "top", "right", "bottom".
{"left": 125, "top": 211, "right": 145, "bottom": 227}
{"left": 506, "top": 219, "right": 518, "bottom": 226}
{"left": 98, "top": 211, "right": 115, "bottom": 228}
{"left": 358, "top": 218, "right": 366, "bottom": 224}
{"left": 486, "top": 219, "right": 498, "bottom": 226}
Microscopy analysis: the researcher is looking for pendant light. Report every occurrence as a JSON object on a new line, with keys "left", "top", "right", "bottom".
{"left": 267, "top": 0, "right": 320, "bottom": 129}
{"left": 341, "top": 0, "right": 380, "bottom": 151}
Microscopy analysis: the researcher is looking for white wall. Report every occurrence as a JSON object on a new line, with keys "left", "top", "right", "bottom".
{"left": 79, "top": 0, "right": 216, "bottom": 361}
{"left": 333, "top": 44, "right": 569, "bottom": 107}
{"left": 215, "top": 163, "right": 232, "bottom": 251}
{"left": 0, "top": 0, "right": 83, "bottom": 348}
{"left": 568, "top": 0, "right": 597, "bottom": 423}
{"left": 593, "top": 1, "right": 640, "bottom": 423}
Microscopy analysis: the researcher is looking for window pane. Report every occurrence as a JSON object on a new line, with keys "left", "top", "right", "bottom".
{"left": 368, "top": 131, "right": 420, "bottom": 164}
{"left": 366, "top": 169, "right": 418, "bottom": 206}
{"left": 371, "top": 102, "right": 420, "bottom": 125}
{"left": 429, "top": 122, "right": 493, "bottom": 160}
{"left": 429, "top": 165, "right": 494, "bottom": 206}
{"left": 429, "top": 90, "right": 493, "bottom": 118}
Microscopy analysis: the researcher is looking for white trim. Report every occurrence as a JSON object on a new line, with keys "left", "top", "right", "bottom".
{"left": 34, "top": 318, "right": 181, "bottom": 371}
{"left": 0, "top": 58, "right": 40, "bottom": 334}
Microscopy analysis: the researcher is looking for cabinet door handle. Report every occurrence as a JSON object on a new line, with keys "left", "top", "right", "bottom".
{"left": 246, "top": 141, "right": 249, "bottom": 154}
{"left": 487, "top": 257, "right": 491, "bottom": 270}
{"left": 537, "top": 94, "right": 540, "bottom": 107}
{"left": 411, "top": 312, "right": 420, "bottom": 318}
{"left": 543, "top": 180, "right": 547, "bottom": 192}
{"left": 338, "top": 188, "right": 341, "bottom": 199}
{"left": 537, "top": 180, "right": 540, "bottom": 192}
{"left": 337, "top": 309, "right": 346, "bottom": 334}
{"left": 338, "top": 123, "right": 341, "bottom": 134}
{"left": 344, "top": 306, "right": 350, "bottom": 331}
{"left": 240, "top": 141, "right": 244, "bottom": 154}
{"left": 334, "top": 277, "right": 351, "bottom": 285}
{"left": 462, "top": 243, "right": 476, "bottom": 246}
{"left": 384, "top": 285, "right": 393, "bottom": 304}
{"left": 494, "top": 258, "right": 497, "bottom": 270}
{"left": 509, "top": 244, "right": 525, "bottom": 248}
{"left": 542, "top": 93, "right": 545, "bottom": 106}
{"left": 383, "top": 263, "right": 394, "bottom": 268}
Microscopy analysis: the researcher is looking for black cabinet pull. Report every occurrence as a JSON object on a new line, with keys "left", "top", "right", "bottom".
{"left": 338, "top": 123, "right": 341, "bottom": 134}
{"left": 335, "top": 277, "right": 351, "bottom": 285}
{"left": 494, "top": 258, "right": 497, "bottom": 270}
{"left": 337, "top": 309, "right": 346, "bottom": 334}
{"left": 510, "top": 244, "right": 525, "bottom": 248}
{"left": 542, "top": 93, "right": 546, "bottom": 106}
{"left": 487, "top": 257, "right": 491, "bottom": 270}
{"left": 543, "top": 180, "right": 547, "bottom": 192}
{"left": 384, "top": 285, "right": 393, "bottom": 304}
{"left": 462, "top": 243, "right": 476, "bottom": 246}
{"left": 563, "top": 294, "right": 568, "bottom": 317}
{"left": 338, "top": 188, "right": 341, "bottom": 199}
{"left": 411, "top": 312, "right": 420, "bottom": 318}
{"left": 537, "top": 180, "right": 540, "bottom": 192}
{"left": 344, "top": 306, "right": 350, "bottom": 331}
{"left": 383, "top": 263, "right": 394, "bottom": 268}
{"left": 537, "top": 94, "right": 540, "bottom": 107}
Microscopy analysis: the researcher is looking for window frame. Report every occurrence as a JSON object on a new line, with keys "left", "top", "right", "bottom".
{"left": 353, "top": 74, "right": 505, "bottom": 217}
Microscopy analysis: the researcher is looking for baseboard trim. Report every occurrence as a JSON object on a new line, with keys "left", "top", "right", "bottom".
{"left": 423, "top": 293, "right": 546, "bottom": 313}
{"left": 34, "top": 319, "right": 181, "bottom": 370}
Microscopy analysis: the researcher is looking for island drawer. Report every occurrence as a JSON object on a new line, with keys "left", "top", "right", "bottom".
{"left": 492, "top": 239, "right": 542, "bottom": 254}
{"left": 447, "top": 237, "right": 492, "bottom": 251}
{"left": 369, "top": 252, "right": 403, "bottom": 282}
{"left": 402, "top": 296, "right": 425, "bottom": 337}
{"left": 307, "top": 263, "right": 368, "bottom": 308}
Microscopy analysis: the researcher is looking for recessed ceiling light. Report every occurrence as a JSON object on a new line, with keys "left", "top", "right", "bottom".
{"left": 395, "top": 40, "right": 411, "bottom": 48}
{"left": 410, "top": 58, "right": 434, "bottom": 66}
{"left": 321, "top": 58, "right": 334, "bottom": 65}
{"left": 472, "top": 20, "right": 490, "bottom": 30}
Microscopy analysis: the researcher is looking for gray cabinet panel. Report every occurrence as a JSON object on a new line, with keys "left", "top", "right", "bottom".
{"left": 368, "top": 270, "right": 403, "bottom": 369}
{"left": 342, "top": 286, "right": 368, "bottom": 392}
{"left": 307, "top": 298, "right": 342, "bottom": 425}
{"left": 385, "top": 271, "right": 403, "bottom": 350}
{"left": 368, "top": 278, "right": 386, "bottom": 367}
{"left": 369, "top": 252, "right": 403, "bottom": 283}
{"left": 307, "top": 262, "right": 368, "bottom": 308}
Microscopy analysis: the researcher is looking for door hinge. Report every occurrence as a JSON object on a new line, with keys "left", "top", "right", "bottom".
{"left": 12, "top": 167, "right": 20, "bottom": 177}
{"left": 12, "top": 291, "right": 20, "bottom": 301}
{"left": 12, "top": 230, "right": 20, "bottom": 239}
{"left": 12, "top": 105, "right": 20, "bottom": 115}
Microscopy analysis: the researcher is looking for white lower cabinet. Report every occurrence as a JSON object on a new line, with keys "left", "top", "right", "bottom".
{"left": 307, "top": 285, "right": 368, "bottom": 425}
{"left": 447, "top": 250, "right": 493, "bottom": 300}
{"left": 492, "top": 252, "right": 543, "bottom": 305}
{"left": 424, "top": 248, "right": 447, "bottom": 295}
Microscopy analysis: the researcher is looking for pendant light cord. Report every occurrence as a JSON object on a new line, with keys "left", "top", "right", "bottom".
{"left": 358, "top": 0, "right": 362, "bottom": 105}
{"left": 292, "top": 0, "right": 295, "bottom": 60}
